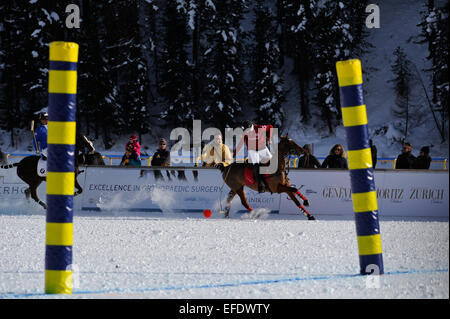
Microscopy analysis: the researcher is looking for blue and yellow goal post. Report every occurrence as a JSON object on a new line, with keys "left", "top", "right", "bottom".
{"left": 45, "top": 41, "right": 79, "bottom": 294}
{"left": 336, "top": 59, "right": 384, "bottom": 275}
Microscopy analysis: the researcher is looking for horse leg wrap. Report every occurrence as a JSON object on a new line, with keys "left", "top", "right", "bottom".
{"left": 296, "top": 189, "right": 309, "bottom": 206}
{"left": 295, "top": 190, "right": 306, "bottom": 201}
{"left": 298, "top": 203, "right": 310, "bottom": 216}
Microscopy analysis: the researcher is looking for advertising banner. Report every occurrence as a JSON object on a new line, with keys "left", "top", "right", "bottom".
{"left": 1, "top": 166, "right": 448, "bottom": 218}
{"left": 279, "top": 169, "right": 449, "bottom": 218}
{"left": 80, "top": 166, "right": 281, "bottom": 214}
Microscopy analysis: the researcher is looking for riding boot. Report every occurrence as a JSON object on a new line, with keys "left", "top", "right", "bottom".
{"left": 253, "top": 164, "right": 264, "bottom": 193}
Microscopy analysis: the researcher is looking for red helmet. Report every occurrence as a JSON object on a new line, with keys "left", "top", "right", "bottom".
{"left": 129, "top": 134, "right": 138, "bottom": 141}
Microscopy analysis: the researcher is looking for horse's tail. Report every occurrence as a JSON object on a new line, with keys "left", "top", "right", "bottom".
{"left": 0, "top": 163, "right": 18, "bottom": 169}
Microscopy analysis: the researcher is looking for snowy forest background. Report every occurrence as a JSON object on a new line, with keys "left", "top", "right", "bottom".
{"left": 0, "top": 0, "right": 448, "bottom": 158}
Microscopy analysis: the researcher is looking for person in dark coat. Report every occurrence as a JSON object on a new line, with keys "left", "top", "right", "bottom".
{"left": 395, "top": 142, "right": 416, "bottom": 169}
{"left": 370, "top": 139, "right": 377, "bottom": 169}
{"left": 298, "top": 144, "right": 321, "bottom": 168}
{"left": 120, "top": 144, "right": 141, "bottom": 167}
{"left": 151, "top": 138, "right": 171, "bottom": 180}
{"left": 0, "top": 148, "right": 7, "bottom": 166}
{"left": 413, "top": 146, "right": 431, "bottom": 169}
{"left": 151, "top": 138, "right": 170, "bottom": 166}
{"left": 321, "top": 144, "right": 348, "bottom": 169}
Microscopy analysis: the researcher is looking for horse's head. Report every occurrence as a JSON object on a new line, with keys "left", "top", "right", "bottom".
{"left": 278, "top": 133, "right": 304, "bottom": 157}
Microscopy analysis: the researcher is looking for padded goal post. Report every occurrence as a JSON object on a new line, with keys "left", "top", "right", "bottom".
{"left": 45, "top": 41, "right": 79, "bottom": 294}
{"left": 336, "top": 59, "right": 384, "bottom": 275}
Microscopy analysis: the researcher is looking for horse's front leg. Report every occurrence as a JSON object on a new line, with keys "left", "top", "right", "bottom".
{"left": 223, "top": 190, "right": 236, "bottom": 218}
{"left": 286, "top": 191, "right": 314, "bottom": 220}
{"left": 74, "top": 173, "right": 83, "bottom": 196}
{"left": 30, "top": 183, "right": 47, "bottom": 210}
{"left": 295, "top": 189, "right": 309, "bottom": 207}
{"left": 278, "top": 183, "right": 309, "bottom": 206}
{"left": 278, "top": 185, "right": 315, "bottom": 220}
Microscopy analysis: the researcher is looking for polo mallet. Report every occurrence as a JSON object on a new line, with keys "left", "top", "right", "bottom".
{"left": 30, "top": 119, "right": 40, "bottom": 154}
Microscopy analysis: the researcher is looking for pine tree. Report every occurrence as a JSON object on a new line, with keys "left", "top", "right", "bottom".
{"left": 418, "top": 1, "right": 449, "bottom": 141}
{"left": 251, "top": 0, "right": 285, "bottom": 128}
{"left": 312, "top": 0, "right": 369, "bottom": 134}
{"left": 389, "top": 46, "right": 413, "bottom": 139}
{"left": 0, "top": 1, "right": 67, "bottom": 144}
{"left": 201, "top": 0, "right": 248, "bottom": 131}
{"left": 113, "top": 1, "right": 151, "bottom": 140}
{"left": 159, "top": 0, "right": 194, "bottom": 129}
{"left": 75, "top": 1, "right": 119, "bottom": 148}
{"left": 284, "top": 0, "right": 318, "bottom": 123}
{"left": 0, "top": 1, "right": 27, "bottom": 140}
{"left": 434, "top": 3, "right": 448, "bottom": 140}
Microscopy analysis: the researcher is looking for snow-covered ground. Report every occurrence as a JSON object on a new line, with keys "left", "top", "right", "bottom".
{"left": 0, "top": 210, "right": 448, "bottom": 299}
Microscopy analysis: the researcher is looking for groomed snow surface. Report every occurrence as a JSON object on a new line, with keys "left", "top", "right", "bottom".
{"left": 0, "top": 208, "right": 448, "bottom": 299}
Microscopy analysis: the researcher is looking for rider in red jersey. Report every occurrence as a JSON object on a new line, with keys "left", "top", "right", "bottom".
{"left": 233, "top": 120, "right": 273, "bottom": 193}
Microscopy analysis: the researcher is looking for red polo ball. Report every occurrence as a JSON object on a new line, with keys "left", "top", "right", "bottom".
{"left": 203, "top": 209, "right": 212, "bottom": 218}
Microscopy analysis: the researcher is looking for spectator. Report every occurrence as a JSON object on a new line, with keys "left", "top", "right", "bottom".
{"left": 126, "top": 134, "right": 141, "bottom": 157}
{"left": 321, "top": 144, "right": 348, "bottom": 169}
{"left": 120, "top": 144, "right": 141, "bottom": 167}
{"left": 370, "top": 139, "right": 377, "bottom": 169}
{"left": 413, "top": 146, "right": 431, "bottom": 169}
{"left": 395, "top": 142, "right": 416, "bottom": 169}
{"left": 298, "top": 144, "right": 321, "bottom": 168}
{"left": 151, "top": 138, "right": 170, "bottom": 166}
{"left": 201, "top": 134, "right": 232, "bottom": 168}
{"left": 0, "top": 148, "right": 7, "bottom": 166}
{"left": 151, "top": 138, "right": 171, "bottom": 181}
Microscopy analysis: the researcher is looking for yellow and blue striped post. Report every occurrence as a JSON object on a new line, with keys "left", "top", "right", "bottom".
{"left": 336, "top": 59, "right": 384, "bottom": 275}
{"left": 45, "top": 41, "right": 79, "bottom": 294}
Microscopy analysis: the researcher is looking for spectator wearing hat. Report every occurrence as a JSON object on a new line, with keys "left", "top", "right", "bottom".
{"left": 298, "top": 144, "right": 321, "bottom": 168}
{"left": 151, "top": 138, "right": 171, "bottom": 181}
{"left": 413, "top": 146, "right": 431, "bottom": 169}
{"left": 126, "top": 134, "right": 141, "bottom": 157}
{"left": 151, "top": 138, "right": 170, "bottom": 167}
{"left": 120, "top": 144, "right": 141, "bottom": 167}
{"left": 395, "top": 142, "right": 416, "bottom": 169}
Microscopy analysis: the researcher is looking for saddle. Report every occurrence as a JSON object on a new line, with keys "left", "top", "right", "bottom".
{"left": 37, "top": 157, "right": 47, "bottom": 177}
{"left": 244, "top": 166, "right": 271, "bottom": 193}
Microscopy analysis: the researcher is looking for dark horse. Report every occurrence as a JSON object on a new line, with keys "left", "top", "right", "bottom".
{"left": 220, "top": 134, "right": 315, "bottom": 220}
{"left": 0, "top": 143, "right": 105, "bottom": 210}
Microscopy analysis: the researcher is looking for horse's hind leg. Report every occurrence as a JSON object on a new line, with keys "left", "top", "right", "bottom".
{"left": 30, "top": 182, "right": 47, "bottom": 210}
{"left": 24, "top": 188, "right": 31, "bottom": 200}
{"left": 236, "top": 187, "right": 252, "bottom": 212}
{"left": 223, "top": 190, "right": 236, "bottom": 218}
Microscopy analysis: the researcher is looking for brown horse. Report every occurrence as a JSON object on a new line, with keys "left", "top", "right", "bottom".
{"left": 220, "top": 134, "right": 315, "bottom": 220}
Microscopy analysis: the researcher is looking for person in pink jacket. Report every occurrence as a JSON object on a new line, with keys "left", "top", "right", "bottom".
{"left": 126, "top": 134, "right": 141, "bottom": 156}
